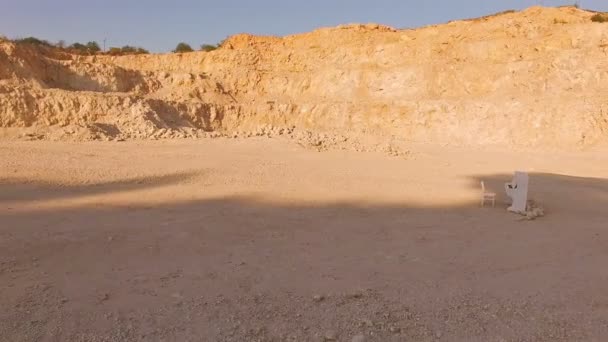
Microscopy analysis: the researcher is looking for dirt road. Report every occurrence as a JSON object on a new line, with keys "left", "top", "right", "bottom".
{"left": 1, "top": 139, "right": 608, "bottom": 341}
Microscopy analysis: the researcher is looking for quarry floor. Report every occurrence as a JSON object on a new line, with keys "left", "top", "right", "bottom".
{"left": 1, "top": 138, "right": 608, "bottom": 342}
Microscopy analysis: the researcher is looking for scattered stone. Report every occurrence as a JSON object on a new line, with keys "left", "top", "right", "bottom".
{"left": 361, "top": 319, "right": 374, "bottom": 327}
{"left": 99, "top": 293, "right": 110, "bottom": 302}
{"left": 519, "top": 200, "right": 546, "bottom": 220}
{"left": 346, "top": 290, "right": 364, "bottom": 299}
{"left": 435, "top": 331, "right": 443, "bottom": 339}
{"left": 323, "top": 331, "right": 337, "bottom": 341}
{"left": 389, "top": 326, "right": 401, "bottom": 334}
{"left": 351, "top": 334, "right": 366, "bottom": 342}
{"left": 60, "top": 298, "right": 69, "bottom": 304}
{"left": 313, "top": 294, "right": 325, "bottom": 302}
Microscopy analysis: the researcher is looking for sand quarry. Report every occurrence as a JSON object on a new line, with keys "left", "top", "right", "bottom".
{"left": 2, "top": 5, "right": 608, "bottom": 342}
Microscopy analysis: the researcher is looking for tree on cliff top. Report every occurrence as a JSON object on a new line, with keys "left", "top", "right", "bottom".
{"left": 85, "top": 41, "right": 101, "bottom": 53}
{"left": 107, "top": 45, "right": 149, "bottom": 56}
{"left": 200, "top": 44, "right": 218, "bottom": 52}
{"left": 68, "top": 41, "right": 101, "bottom": 54}
{"left": 13, "top": 37, "right": 53, "bottom": 47}
{"left": 173, "top": 42, "right": 194, "bottom": 53}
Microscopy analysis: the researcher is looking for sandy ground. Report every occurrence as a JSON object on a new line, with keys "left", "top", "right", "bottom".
{"left": 1, "top": 138, "right": 608, "bottom": 342}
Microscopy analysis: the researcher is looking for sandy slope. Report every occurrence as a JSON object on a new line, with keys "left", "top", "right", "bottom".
{"left": 1, "top": 139, "right": 608, "bottom": 341}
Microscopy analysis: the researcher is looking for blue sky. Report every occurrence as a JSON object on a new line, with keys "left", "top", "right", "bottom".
{"left": 2, "top": 0, "right": 607, "bottom": 52}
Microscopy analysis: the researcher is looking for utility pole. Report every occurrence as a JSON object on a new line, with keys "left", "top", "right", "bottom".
{"left": 103, "top": 38, "right": 106, "bottom": 52}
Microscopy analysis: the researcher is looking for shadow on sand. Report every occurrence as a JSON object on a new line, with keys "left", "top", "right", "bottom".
{"left": 0, "top": 171, "right": 201, "bottom": 203}
{"left": 0, "top": 172, "right": 607, "bottom": 341}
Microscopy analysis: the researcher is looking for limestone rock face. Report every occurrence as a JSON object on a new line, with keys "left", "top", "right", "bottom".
{"left": 1, "top": 6, "right": 608, "bottom": 148}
